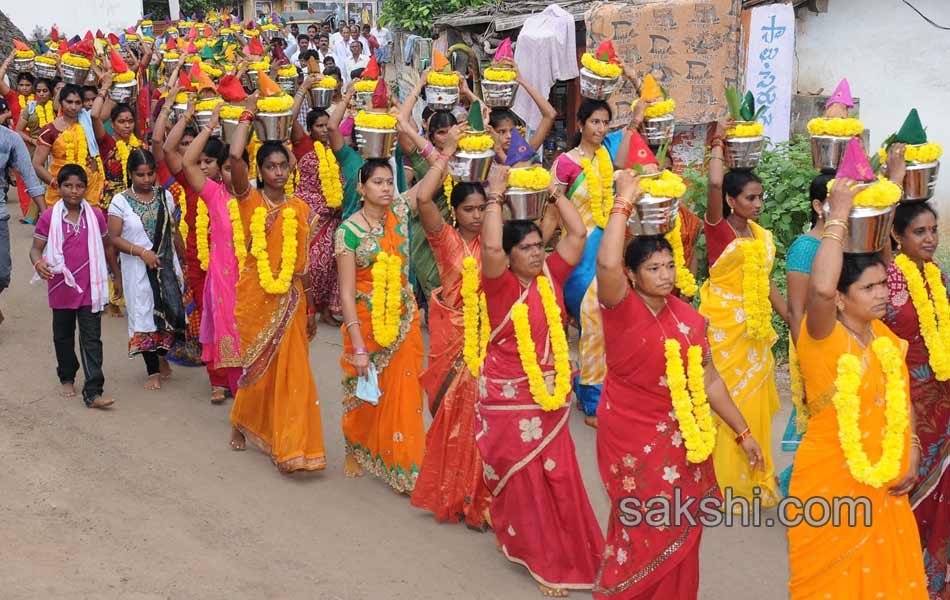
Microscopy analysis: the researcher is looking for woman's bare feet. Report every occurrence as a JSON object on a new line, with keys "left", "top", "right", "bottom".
{"left": 344, "top": 452, "right": 364, "bottom": 477}
{"left": 230, "top": 428, "right": 246, "bottom": 451}
{"left": 61, "top": 382, "right": 76, "bottom": 397}
{"left": 210, "top": 387, "right": 227, "bottom": 404}
{"left": 159, "top": 358, "right": 173, "bottom": 379}
{"left": 144, "top": 374, "right": 161, "bottom": 390}
{"left": 88, "top": 396, "right": 115, "bottom": 409}
{"left": 538, "top": 584, "right": 568, "bottom": 598}
{"left": 583, "top": 415, "right": 598, "bottom": 429}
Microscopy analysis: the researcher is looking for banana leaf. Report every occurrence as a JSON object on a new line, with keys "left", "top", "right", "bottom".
{"left": 740, "top": 91, "right": 755, "bottom": 122}
{"left": 656, "top": 140, "right": 671, "bottom": 167}
{"left": 725, "top": 87, "right": 742, "bottom": 121}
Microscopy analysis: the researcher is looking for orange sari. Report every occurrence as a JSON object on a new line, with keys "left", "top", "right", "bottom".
{"left": 335, "top": 193, "right": 425, "bottom": 493}
{"left": 230, "top": 192, "right": 326, "bottom": 473}
{"left": 38, "top": 122, "right": 105, "bottom": 207}
{"left": 788, "top": 318, "right": 927, "bottom": 599}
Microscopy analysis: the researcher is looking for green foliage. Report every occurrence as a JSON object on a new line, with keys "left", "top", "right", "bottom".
{"left": 681, "top": 135, "right": 816, "bottom": 360}
{"left": 381, "top": 0, "right": 498, "bottom": 36}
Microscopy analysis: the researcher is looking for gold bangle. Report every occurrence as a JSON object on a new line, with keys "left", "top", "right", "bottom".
{"left": 821, "top": 231, "right": 844, "bottom": 245}
{"left": 344, "top": 320, "right": 360, "bottom": 329}
{"left": 825, "top": 219, "right": 849, "bottom": 232}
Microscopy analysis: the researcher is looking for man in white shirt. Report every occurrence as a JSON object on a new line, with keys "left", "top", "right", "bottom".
{"left": 342, "top": 40, "right": 370, "bottom": 83}
{"left": 370, "top": 21, "right": 392, "bottom": 62}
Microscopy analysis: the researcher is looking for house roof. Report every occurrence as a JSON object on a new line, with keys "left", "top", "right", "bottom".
{"left": 433, "top": 0, "right": 589, "bottom": 32}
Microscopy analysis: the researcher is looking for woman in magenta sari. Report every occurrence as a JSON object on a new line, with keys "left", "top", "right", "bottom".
{"left": 477, "top": 166, "right": 602, "bottom": 597}
{"left": 592, "top": 171, "right": 765, "bottom": 599}
{"left": 178, "top": 104, "right": 243, "bottom": 395}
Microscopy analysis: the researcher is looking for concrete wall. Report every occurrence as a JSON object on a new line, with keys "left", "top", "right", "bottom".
{"left": 795, "top": 0, "right": 950, "bottom": 209}
{"left": 5, "top": 0, "right": 143, "bottom": 39}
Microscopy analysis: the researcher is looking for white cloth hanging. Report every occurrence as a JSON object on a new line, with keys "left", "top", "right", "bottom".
{"left": 511, "top": 4, "right": 579, "bottom": 130}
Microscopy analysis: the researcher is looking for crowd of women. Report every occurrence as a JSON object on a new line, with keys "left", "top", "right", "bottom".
{"left": 5, "top": 12, "right": 950, "bottom": 600}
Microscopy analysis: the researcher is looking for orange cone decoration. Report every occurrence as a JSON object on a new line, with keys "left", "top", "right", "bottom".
{"left": 218, "top": 74, "right": 247, "bottom": 102}
{"left": 257, "top": 70, "right": 282, "bottom": 97}
{"left": 193, "top": 65, "right": 216, "bottom": 92}
{"left": 432, "top": 48, "right": 450, "bottom": 73}
{"left": 178, "top": 69, "right": 195, "bottom": 92}
{"left": 307, "top": 55, "right": 320, "bottom": 74}
{"left": 640, "top": 74, "right": 662, "bottom": 101}
{"left": 362, "top": 54, "right": 379, "bottom": 79}
{"left": 12, "top": 40, "right": 31, "bottom": 52}
{"left": 109, "top": 47, "right": 130, "bottom": 73}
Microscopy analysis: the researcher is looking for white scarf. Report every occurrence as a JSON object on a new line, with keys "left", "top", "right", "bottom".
{"left": 32, "top": 200, "right": 110, "bottom": 312}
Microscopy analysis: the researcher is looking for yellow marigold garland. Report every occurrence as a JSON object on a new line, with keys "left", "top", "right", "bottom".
{"left": 443, "top": 174, "right": 454, "bottom": 202}
{"left": 62, "top": 53, "right": 91, "bottom": 68}
{"left": 832, "top": 336, "right": 909, "bottom": 488}
{"left": 664, "top": 215, "right": 697, "bottom": 297}
{"left": 426, "top": 72, "right": 459, "bottom": 87}
{"left": 314, "top": 141, "right": 343, "bottom": 208}
{"left": 461, "top": 256, "right": 490, "bottom": 376}
{"left": 741, "top": 239, "right": 774, "bottom": 340}
{"left": 17, "top": 94, "right": 34, "bottom": 110}
{"left": 35, "top": 100, "right": 54, "bottom": 128}
{"left": 64, "top": 123, "right": 89, "bottom": 171}
{"left": 370, "top": 251, "right": 403, "bottom": 347}
{"left": 580, "top": 53, "right": 622, "bottom": 79}
{"left": 195, "top": 199, "right": 210, "bottom": 270}
{"left": 826, "top": 176, "right": 902, "bottom": 209}
{"left": 284, "top": 166, "right": 299, "bottom": 197}
{"left": 641, "top": 170, "right": 687, "bottom": 198}
{"left": 353, "top": 80, "right": 379, "bottom": 93}
{"left": 895, "top": 254, "right": 950, "bottom": 381}
{"left": 247, "top": 133, "right": 261, "bottom": 180}
{"left": 354, "top": 110, "right": 397, "bottom": 130}
{"left": 631, "top": 98, "right": 676, "bottom": 119}
{"left": 807, "top": 117, "right": 864, "bottom": 137}
{"left": 115, "top": 134, "right": 141, "bottom": 185}
{"left": 316, "top": 77, "right": 338, "bottom": 89}
{"left": 458, "top": 134, "right": 495, "bottom": 153}
{"left": 227, "top": 198, "right": 247, "bottom": 272}
{"left": 726, "top": 121, "right": 765, "bottom": 139}
{"left": 113, "top": 71, "right": 136, "bottom": 84}
{"left": 904, "top": 143, "right": 943, "bottom": 164}
{"left": 580, "top": 147, "right": 614, "bottom": 228}
{"left": 483, "top": 67, "right": 516, "bottom": 82}
{"left": 664, "top": 339, "right": 716, "bottom": 462}
{"left": 511, "top": 276, "right": 572, "bottom": 411}
{"left": 257, "top": 94, "right": 294, "bottom": 113}
{"left": 249, "top": 206, "right": 298, "bottom": 294}
{"left": 508, "top": 166, "right": 551, "bottom": 190}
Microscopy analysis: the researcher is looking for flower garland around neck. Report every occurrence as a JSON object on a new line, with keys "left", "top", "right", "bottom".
{"left": 894, "top": 254, "right": 950, "bottom": 380}
{"left": 195, "top": 199, "right": 211, "bottom": 270}
{"left": 443, "top": 174, "right": 454, "bottom": 204}
{"left": 284, "top": 166, "right": 300, "bottom": 197}
{"left": 173, "top": 183, "right": 188, "bottom": 238}
{"left": 228, "top": 198, "right": 247, "bottom": 272}
{"left": 664, "top": 339, "right": 716, "bottom": 462}
{"left": 832, "top": 336, "right": 909, "bottom": 488}
{"left": 740, "top": 237, "right": 773, "bottom": 340}
{"left": 314, "top": 141, "right": 343, "bottom": 208}
{"left": 665, "top": 215, "right": 698, "bottom": 297}
{"left": 511, "top": 275, "right": 573, "bottom": 411}
{"left": 371, "top": 251, "right": 403, "bottom": 347}
{"left": 35, "top": 100, "right": 54, "bottom": 128}
{"left": 579, "top": 146, "right": 614, "bottom": 228}
{"left": 64, "top": 123, "right": 89, "bottom": 171}
{"left": 115, "top": 134, "right": 142, "bottom": 185}
{"left": 461, "top": 256, "right": 490, "bottom": 376}
{"left": 249, "top": 205, "right": 298, "bottom": 294}
{"left": 18, "top": 94, "right": 34, "bottom": 110}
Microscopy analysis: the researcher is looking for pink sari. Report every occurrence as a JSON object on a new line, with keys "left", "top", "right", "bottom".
{"left": 477, "top": 252, "right": 604, "bottom": 589}
{"left": 198, "top": 179, "right": 242, "bottom": 392}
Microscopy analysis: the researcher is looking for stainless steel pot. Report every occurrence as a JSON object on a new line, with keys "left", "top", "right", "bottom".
{"left": 481, "top": 79, "right": 519, "bottom": 109}
{"left": 278, "top": 75, "right": 297, "bottom": 96}
{"left": 309, "top": 87, "right": 334, "bottom": 109}
{"left": 11, "top": 56, "right": 34, "bottom": 75}
{"left": 253, "top": 111, "right": 294, "bottom": 141}
{"left": 162, "top": 57, "right": 181, "bottom": 74}
{"left": 60, "top": 63, "right": 90, "bottom": 85}
{"left": 108, "top": 80, "right": 138, "bottom": 104}
{"left": 810, "top": 135, "right": 853, "bottom": 171}
{"left": 504, "top": 188, "right": 547, "bottom": 221}
{"left": 725, "top": 135, "right": 765, "bottom": 170}
{"left": 823, "top": 200, "right": 896, "bottom": 254}
{"left": 642, "top": 115, "right": 675, "bottom": 147}
{"left": 627, "top": 194, "right": 680, "bottom": 236}
{"left": 579, "top": 67, "right": 620, "bottom": 100}
{"left": 448, "top": 150, "right": 495, "bottom": 183}
{"left": 220, "top": 119, "right": 240, "bottom": 144}
{"left": 33, "top": 61, "right": 58, "bottom": 80}
{"left": 194, "top": 110, "right": 221, "bottom": 137}
{"left": 244, "top": 71, "right": 260, "bottom": 90}
{"left": 425, "top": 84, "right": 459, "bottom": 111}
{"left": 354, "top": 127, "right": 397, "bottom": 159}
{"left": 354, "top": 91, "right": 374, "bottom": 111}
{"left": 902, "top": 161, "right": 939, "bottom": 202}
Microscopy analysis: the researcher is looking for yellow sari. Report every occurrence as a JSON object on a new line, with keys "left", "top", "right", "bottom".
{"left": 698, "top": 220, "right": 779, "bottom": 505}
{"left": 789, "top": 319, "right": 927, "bottom": 599}
{"left": 41, "top": 122, "right": 105, "bottom": 207}
{"left": 230, "top": 192, "right": 326, "bottom": 472}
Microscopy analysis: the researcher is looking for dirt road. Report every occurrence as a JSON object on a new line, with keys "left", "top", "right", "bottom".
{"left": 0, "top": 213, "right": 792, "bottom": 599}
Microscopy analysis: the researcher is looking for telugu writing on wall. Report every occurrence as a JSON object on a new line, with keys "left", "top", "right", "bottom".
{"left": 744, "top": 3, "right": 795, "bottom": 143}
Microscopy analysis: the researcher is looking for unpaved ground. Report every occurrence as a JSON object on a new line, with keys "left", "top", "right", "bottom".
{"left": 0, "top": 210, "right": 793, "bottom": 599}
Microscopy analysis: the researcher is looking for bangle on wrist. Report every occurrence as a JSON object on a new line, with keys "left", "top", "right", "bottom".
{"left": 734, "top": 427, "right": 751, "bottom": 445}
{"left": 353, "top": 347, "right": 368, "bottom": 355}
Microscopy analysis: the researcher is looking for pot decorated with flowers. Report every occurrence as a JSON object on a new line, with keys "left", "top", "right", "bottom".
{"left": 310, "top": 76, "right": 337, "bottom": 109}
{"left": 254, "top": 71, "right": 294, "bottom": 141}
{"left": 580, "top": 40, "right": 622, "bottom": 100}
{"left": 276, "top": 64, "right": 299, "bottom": 95}
{"left": 722, "top": 86, "right": 766, "bottom": 169}
{"left": 808, "top": 78, "right": 865, "bottom": 171}
{"left": 638, "top": 74, "right": 675, "bottom": 148}
{"left": 194, "top": 96, "right": 224, "bottom": 134}
{"left": 449, "top": 102, "right": 495, "bottom": 183}
{"left": 108, "top": 49, "right": 138, "bottom": 103}
{"left": 504, "top": 165, "right": 551, "bottom": 221}
{"left": 628, "top": 170, "right": 686, "bottom": 237}
{"left": 259, "top": 22, "right": 280, "bottom": 44}
{"left": 825, "top": 138, "right": 902, "bottom": 253}
{"left": 11, "top": 41, "right": 35, "bottom": 75}
{"left": 878, "top": 108, "right": 941, "bottom": 202}
{"left": 354, "top": 79, "right": 397, "bottom": 159}
{"left": 353, "top": 55, "right": 383, "bottom": 110}
{"left": 425, "top": 49, "right": 460, "bottom": 111}
{"left": 33, "top": 54, "right": 58, "bottom": 80}
{"left": 217, "top": 75, "right": 250, "bottom": 145}
{"left": 61, "top": 46, "right": 93, "bottom": 85}
{"left": 481, "top": 38, "right": 519, "bottom": 109}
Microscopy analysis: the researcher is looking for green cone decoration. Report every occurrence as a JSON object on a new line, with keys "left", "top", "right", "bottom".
{"left": 468, "top": 101, "right": 485, "bottom": 132}
{"left": 740, "top": 91, "right": 755, "bottom": 122}
{"left": 896, "top": 108, "right": 928, "bottom": 145}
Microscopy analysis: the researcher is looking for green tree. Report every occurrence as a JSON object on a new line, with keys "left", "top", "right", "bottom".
{"left": 381, "top": 0, "right": 498, "bottom": 36}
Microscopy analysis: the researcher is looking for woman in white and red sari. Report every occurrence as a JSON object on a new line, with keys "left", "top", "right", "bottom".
{"left": 476, "top": 166, "right": 602, "bottom": 597}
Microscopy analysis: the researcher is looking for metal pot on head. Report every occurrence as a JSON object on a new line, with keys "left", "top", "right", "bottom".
{"left": 642, "top": 114, "right": 675, "bottom": 147}
{"left": 725, "top": 135, "right": 765, "bottom": 170}
{"left": 354, "top": 91, "right": 374, "bottom": 111}
{"left": 823, "top": 197, "right": 896, "bottom": 254}
{"left": 309, "top": 87, "right": 334, "bottom": 109}
{"left": 579, "top": 67, "right": 620, "bottom": 100}
{"left": 901, "top": 161, "right": 940, "bottom": 202}
{"left": 425, "top": 84, "right": 459, "bottom": 111}
{"left": 504, "top": 188, "right": 547, "bottom": 221}
{"left": 33, "top": 61, "right": 58, "bottom": 80}
{"left": 253, "top": 111, "right": 294, "bottom": 142}
{"left": 354, "top": 127, "right": 397, "bottom": 159}
{"left": 278, "top": 76, "right": 297, "bottom": 96}
{"left": 60, "top": 63, "right": 90, "bottom": 86}
{"left": 448, "top": 150, "right": 495, "bottom": 183}
{"left": 626, "top": 178, "right": 681, "bottom": 236}
{"left": 810, "top": 135, "right": 854, "bottom": 171}
{"left": 108, "top": 81, "right": 138, "bottom": 104}
{"left": 481, "top": 79, "right": 519, "bottom": 109}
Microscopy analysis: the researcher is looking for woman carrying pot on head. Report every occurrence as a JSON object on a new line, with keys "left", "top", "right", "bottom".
{"left": 407, "top": 123, "right": 491, "bottom": 529}
{"left": 787, "top": 178, "right": 926, "bottom": 599}
{"left": 485, "top": 61, "right": 557, "bottom": 165}
{"left": 475, "top": 163, "right": 603, "bottom": 597}
{"left": 593, "top": 170, "right": 764, "bottom": 600}
{"left": 14, "top": 76, "right": 55, "bottom": 223}
{"left": 106, "top": 148, "right": 186, "bottom": 390}
{"left": 225, "top": 92, "right": 326, "bottom": 474}
{"left": 701, "top": 117, "right": 788, "bottom": 507}
{"left": 884, "top": 197, "right": 950, "bottom": 599}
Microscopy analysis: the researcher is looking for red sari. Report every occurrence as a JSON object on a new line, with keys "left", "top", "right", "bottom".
{"left": 296, "top": 149, "right": 344, "bottom": 318}
{"left": 884, "top": 261, "right": 950, "bottom": 598}
{"left": 594, "top": 292, "right": 719, "bottom": 599}
{"left": 410, "top": 225, "right": 491, "bottom": 529}
{"left": 476, "top": 252, "right": 604, "bottom": 589}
